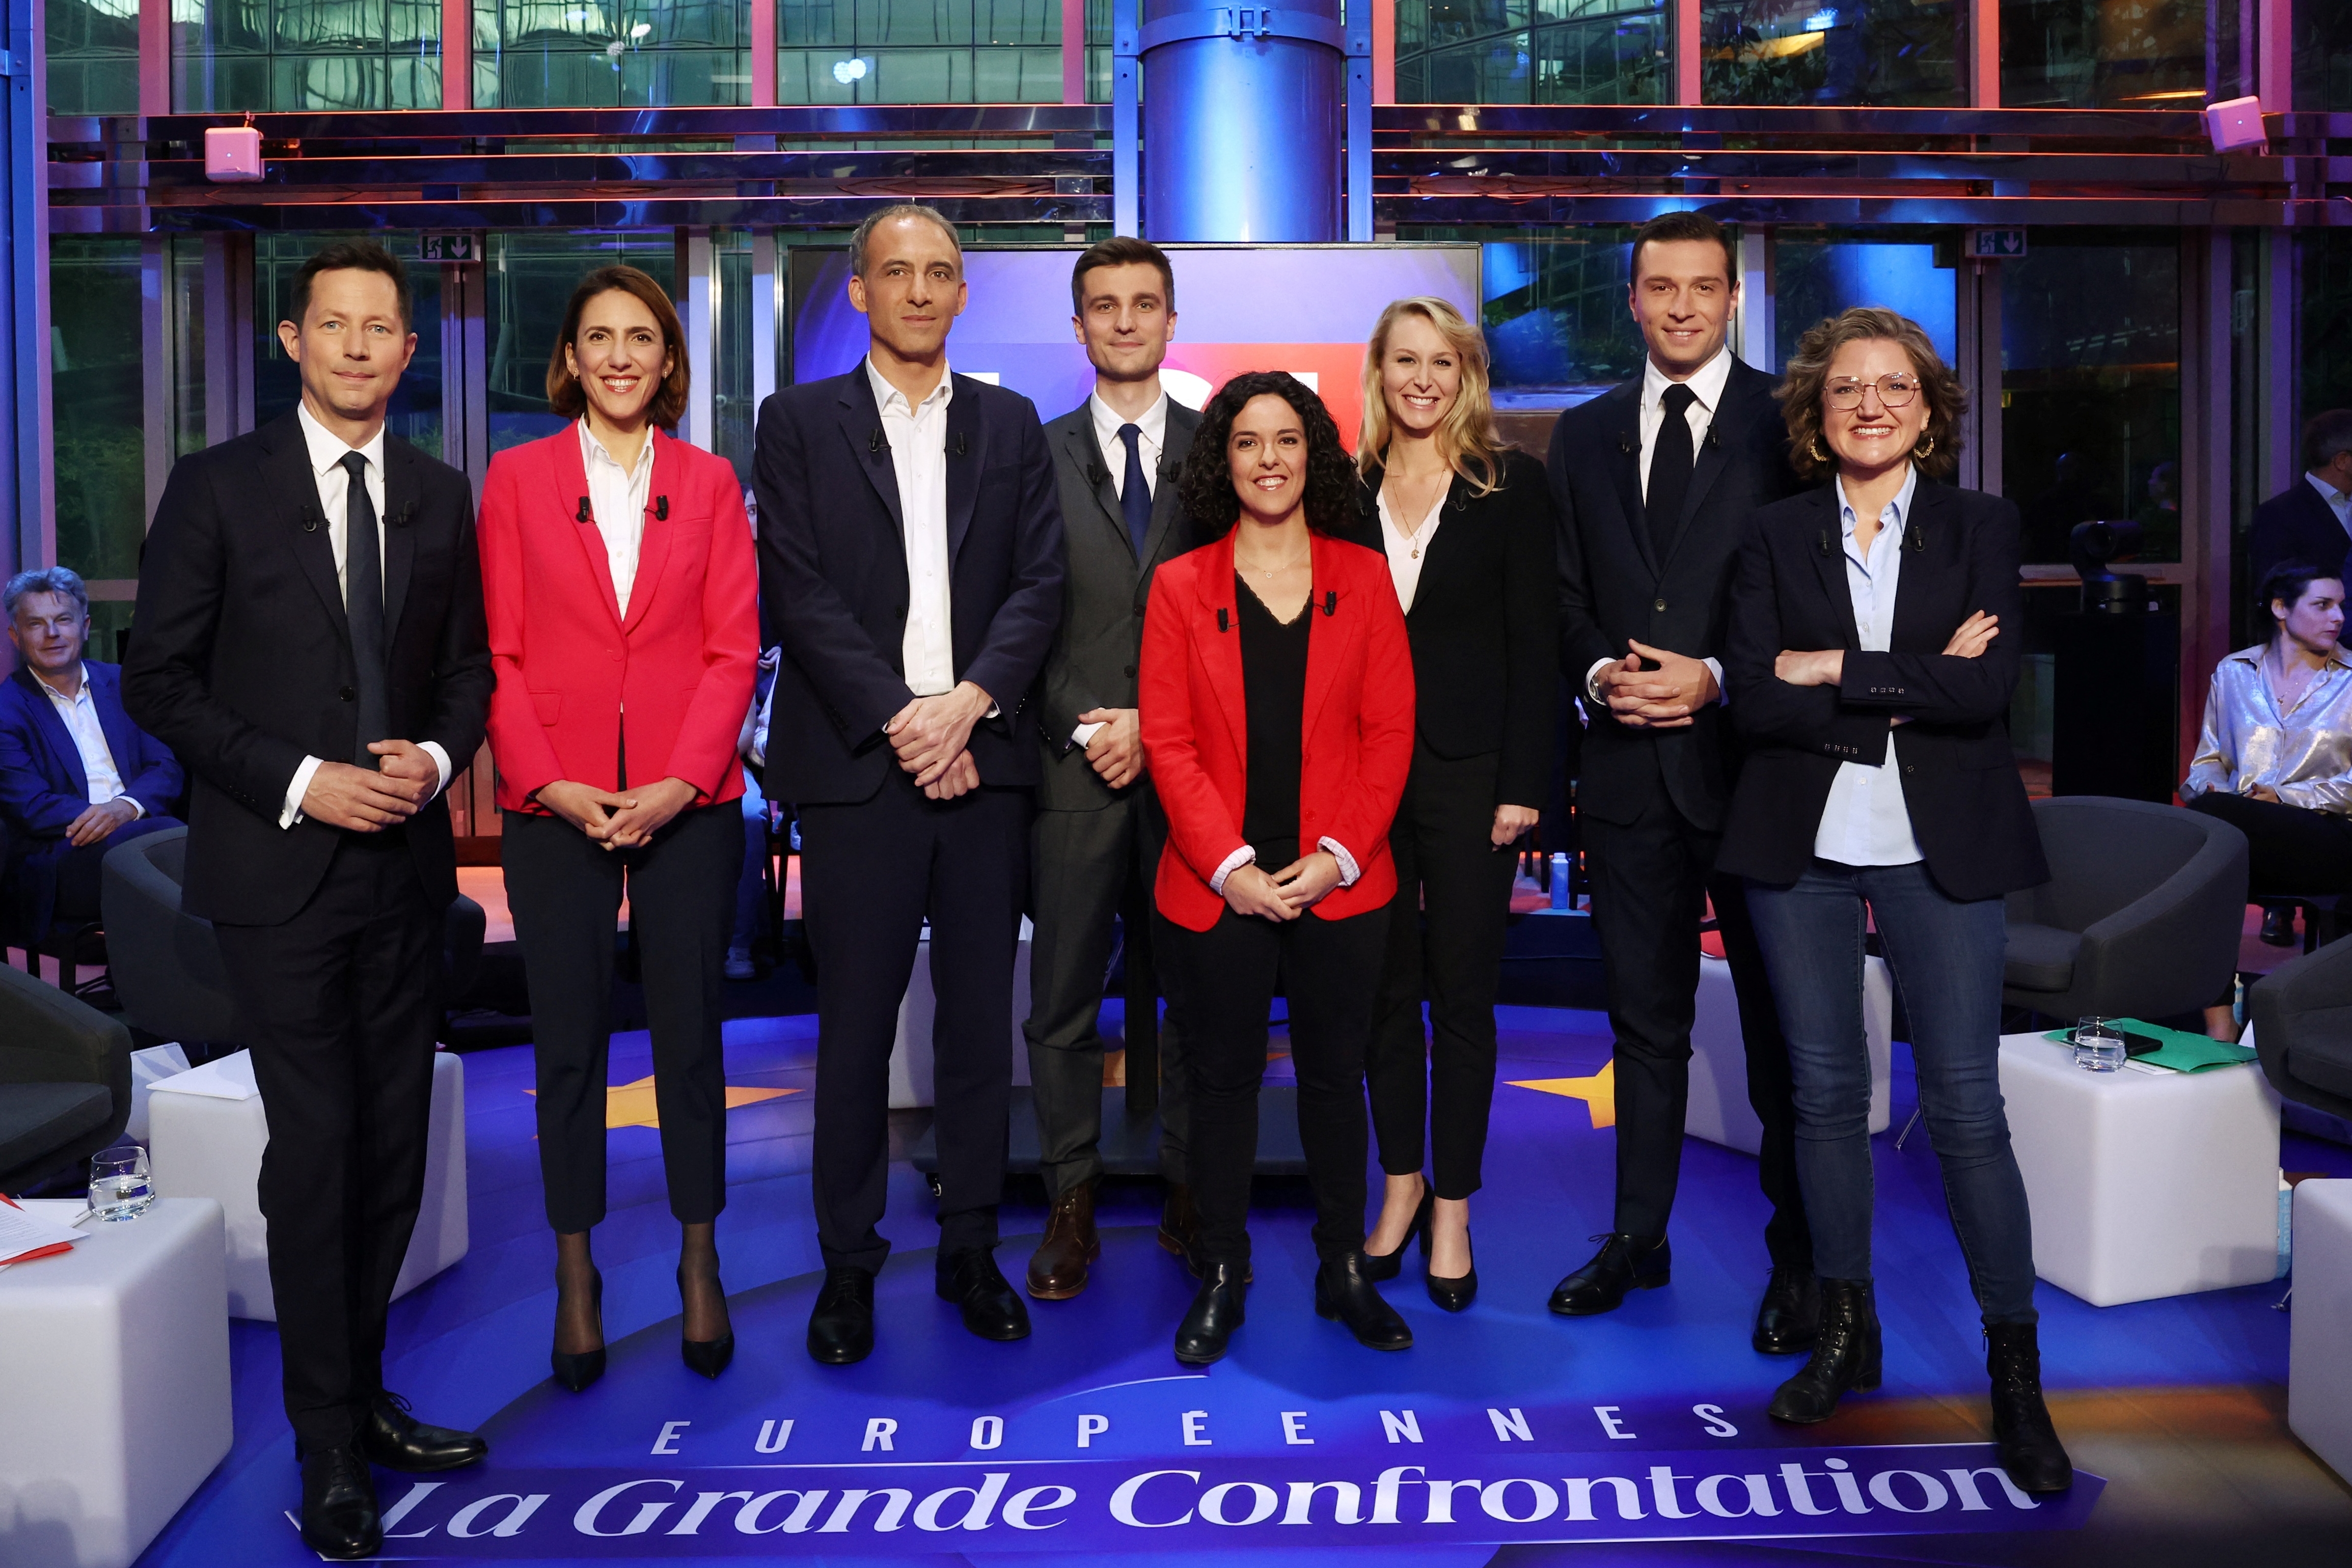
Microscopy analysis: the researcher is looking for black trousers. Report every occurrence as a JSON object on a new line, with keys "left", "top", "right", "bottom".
{"left": 1023, "top": 786, "right": 1190, "bottom": 1196}
{"left": 212, "top": 831, "right": 440, "bottom": 1448}
{"left": 1168, "top": 903, "right": 1387, "bottom": 1265}
{"left": 799, "top": 773, "right": 1029, "bottom": 1272}
{"left": 504, "top": 803, "right": 740, "bottom": 1234}
{"left": 1583, "top": 790, "right": 1811, "bottom": 1267}
{"left": 2187, "top": 791, "right": 2352, "bottom": 895}
{"left": 1365, "top": 743, "right": 1518, "bottom": 1200}
{"left": 52, "top": 814, "right": 183, "bottom": 922}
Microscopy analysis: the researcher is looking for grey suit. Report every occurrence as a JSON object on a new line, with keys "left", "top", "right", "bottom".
{"left": 1025, "top": 396, "right": 1202, "bottom": 1196}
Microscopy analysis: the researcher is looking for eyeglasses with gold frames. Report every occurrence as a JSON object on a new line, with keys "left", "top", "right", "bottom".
{"left": 1824, "top": 374, "right": 1920, "bottom": 410}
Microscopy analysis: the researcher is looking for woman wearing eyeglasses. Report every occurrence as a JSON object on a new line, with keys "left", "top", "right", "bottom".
{"left": 1717, "top": 307, "right": 2071, "bottom": 1496}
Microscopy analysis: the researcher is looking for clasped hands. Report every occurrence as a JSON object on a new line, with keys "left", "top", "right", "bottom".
{"left": 1596, "top": 640, "right": 1718, "bottom": 729}
{"left": 536, "top": 775, "right": 701, "bottom": 849}
{"left": 886, "top": 680, "right": 993, "bottom": 800}
{"left": 1223, "top": 851, "right": 1343, "bottom": 922}
{"left": 1774, "top": 611, "right": 2000, "bottom": 726}
{"left": 298, "top": 740, "right": 443, "bottom": 833}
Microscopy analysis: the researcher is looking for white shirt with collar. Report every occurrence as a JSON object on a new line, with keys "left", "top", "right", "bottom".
{"left": 32, "top": 664, "right": 140, "bottom": 817}
{"left": 1070, "top": 386, "right": 1171, "bottom": 751}
{"left": 1814, "top": 465, "right": 1928, "bottom": 867}
{"left": 2307, "top": 470, "right": 2352, "bottom": 534}
{"left": 868, "top": 356, "right": 959, "bottom": 700}
{"left": 1582, "top": 345, "right": 1736, "bottom": 708}
{"left": 580, "top": 417, "right": 655, "bottom": 617}
{"left": 280, "top": 402, "right": 452, "bottom": 829}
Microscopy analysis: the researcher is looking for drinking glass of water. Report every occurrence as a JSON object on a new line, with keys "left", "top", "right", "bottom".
{"left": 89, "top": 1147, "right": 155, "bottom": 1221}
{"left": 2072, "top": 1016, "right": 2127, "bottom": 1073}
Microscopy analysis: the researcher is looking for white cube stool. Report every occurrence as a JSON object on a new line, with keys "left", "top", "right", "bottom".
{"left": 1999, "top": 1032, "right": 2280, "bottom": 1306}
{"left": 2289, "top": 1178, "right": 2352, "bottom": 1485}
{"left": 1685, "top": 952, "right": 1893, "bottom": 1154}
{"left": 889, "top": 919, "right": 1035, "bottom": 1109}
{"left": 0, "top": 1198, "right": 232, "bottom": 1568}
{"left": 148, "top": 1049, "right": 469, "bottom": 1320}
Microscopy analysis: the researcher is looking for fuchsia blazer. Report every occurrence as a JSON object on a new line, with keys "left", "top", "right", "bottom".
{"left": 478, "top": 426, "right": 758, "bottom": 814}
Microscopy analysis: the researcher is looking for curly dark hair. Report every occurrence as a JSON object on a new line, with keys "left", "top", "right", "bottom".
{"left": 1177, "top": 371, "right": 1358, "bottom": 538}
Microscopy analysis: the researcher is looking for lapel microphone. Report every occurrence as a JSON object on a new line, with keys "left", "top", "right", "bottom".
{"left": 576, "top": 496, "right": 592, "bottom": 524}
{"left": 301, "top": 508, "right": 320, "bottom": 534}
{"left": 1322, "top": 590, "right": 1337, "bottom": 617}
{"left": 1217, "top": 608, "right": 1230, "bottom": 632}
{"left": 1087, "top": 467, "right": 1107, "bottom": 489}
{"left": 1817, "top": 529, "right": 1835, "bottom": 558}
{"left": 868, "top": 428, "right": 886, "bottom": 454}
{"left": 954, "top": 432, "right": 969, "bottom": 457}
{"left": 1706, "top": 428, "right": 1721, "bottom": 449}
{"left": 655, "top": 496, "right": 670, "bottom": 521}
{"left": 1906, "top": 523, "right": 1924, "bottom": 552}
{"left": 394, "top": 502, "right": 415, "bottom": 528}
{"left": 1617, "top": 434, "right": 1634, "bottom": 455}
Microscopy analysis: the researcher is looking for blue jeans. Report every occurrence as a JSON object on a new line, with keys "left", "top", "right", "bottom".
{"left": 1745, "top": 859, "right": 2038, "bottom": 1325}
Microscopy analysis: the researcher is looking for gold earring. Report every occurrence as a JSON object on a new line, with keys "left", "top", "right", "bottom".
{"left": 1913, "top": 433, "right": 1936, "bottom": 460}
{"left": 1809, "top": 436, "right": 1828, "bottom": 464}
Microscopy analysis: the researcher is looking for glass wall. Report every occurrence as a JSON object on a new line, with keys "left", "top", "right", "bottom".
{"left": 1474, "top": 228, "right": 1647, "bottom": 397}
{"left": 485, "top": 234, "right": 675, "bottom": 457}
{"left": 713, "top": 230, "right": 758, "bottom": 484}
{"left": 49, "top": 240, "right": 145, "bottom": 636}
{"left": 1998, "top": 0, "right": 2207, "bottom": 108}
{"left": 173, "top": 1, "right": 443, "bottom": 111}
{"left": 1702, "top": 1, "right": 1962, "bottom": 105}
{"left": 1393, "top": 1, "right": 1670, "bottom": 105}
{"left": 2002, "top": 230, "right": 2181, "bottom": 564}
{"left": 776, "top": 0, "right": 1060, "bottom": 104}
{"left": 2297, "top": 0, "right": 2352, "bottom": 111}
{"left": 48, "top": 0, "right": 140, "bottom": 116}
{"left": 476, "top": 0, "right": 750, "bottom": 106}
{"left": 1772, "top": 229, "right": 1956, "bottom": 369}
{"left": 254, "top": 234, "right": 446, "bottom": 460}
{"left": 2296, "top": 233, "right": 2352, "bottom": 478}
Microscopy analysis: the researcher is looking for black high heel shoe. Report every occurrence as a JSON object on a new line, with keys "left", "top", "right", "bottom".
{"left": 679, "top": 1262, "right": 735, "bottom": 1380}
{"left": 1362, "top": 1187, "right": 1432, "bottom": 1284}
{"left": 551, "top": 1268, "right": 606, "bottom": 1392}
{"left": 1426, "top": 1224, "right": 1477, "bottom": 1312}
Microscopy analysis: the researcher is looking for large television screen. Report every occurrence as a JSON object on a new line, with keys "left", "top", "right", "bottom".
{"left": 788, "top": 244, "right": 1482, "bottom": 448}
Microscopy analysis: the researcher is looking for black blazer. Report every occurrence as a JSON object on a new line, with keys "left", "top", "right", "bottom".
{"left": 1716, "top": 480, "right": 2049, "bottom": 902}
{"left": 122, "top": 411, "right": 491, "bottom": 926}
{"left": 753, "top": 368, "right": 1065, "bottom": 806}
{"left": 1345, "top": 449, "right": 1560, "bottom": 807}
{"left": 2249, "top": 477, "right": 2350, "bottom": 588}
{"left": 1033, "top": 398, "right": 1203, "bottom": 812}
{"left": 1548, "top": 357, "right": 1802, "bottom": 831}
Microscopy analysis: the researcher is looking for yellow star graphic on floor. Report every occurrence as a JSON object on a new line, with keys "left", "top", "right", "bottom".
{"left": 1509, "top": 1059, "right": 1615, "bottom": 1129}
{"left": 528, "top": 1076, "right": 799, "bottom": 1130}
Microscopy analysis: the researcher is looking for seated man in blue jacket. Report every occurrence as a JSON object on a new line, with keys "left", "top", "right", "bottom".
{"left": 2, "top": 566, "right": 184, "bottom": 933}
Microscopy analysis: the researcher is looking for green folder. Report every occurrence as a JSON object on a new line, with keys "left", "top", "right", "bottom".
{"left": 2042, "top": 1018, "right": 2259, "bottom": 1074}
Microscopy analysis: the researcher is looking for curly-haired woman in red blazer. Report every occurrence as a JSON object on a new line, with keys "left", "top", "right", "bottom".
{"left": 1141, "top": 370, "right": 1417, "bottom": 1365}
{"left": 479, "top": 266, "right": 758, "bottom": 1390}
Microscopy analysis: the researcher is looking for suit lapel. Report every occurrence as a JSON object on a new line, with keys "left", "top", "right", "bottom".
{"left": 13, "top": 669, "right": 89, "bottom": 801}
{"left": 554, "top": 424, "right": 626, "bottom": 630}
{"left": 1889, "top": 481, "right": 1952, "bottom": 650}
{"left": 946, "top": 378, "right": 981, "bottom": 562}
{"left": 263, "top": 417, "right": 352, "bottom": 645}
{"left": 1302, "top": 532, "right": 1350, "bottom": 739}
{"left": 1193, "top": 530, "right": 1247, "bottom": 760}
{"left": 381, "top": 439, "right": 420, "bottom": 647}
{"left": 1062, "top": 421, "right": 1132, "bottom": 561}
{"left": 1602, "top": 384, "right": 1658, "bottom": 581}
{"left": 1403, "top": 472, "right": 1473, "bottom": 621}
{"left": 1663, "top": 366, "right": 1752, "bottom": 567}
{"left": 836, "top": 371, "right": 904, "bottom": 538}
{"left": 1143, "top": 404, "right": 1202, "bottom": 566}
{"left": 1804, "top": 485, "right": 1863, "bottom": 649}
{"left": 624, "top": 431, "right": 679, "bottom": 635}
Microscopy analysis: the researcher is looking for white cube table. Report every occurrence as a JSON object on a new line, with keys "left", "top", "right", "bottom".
{"left": 1999, "top": 1031, "right": 2280, "bottom": 1306}
{"left": 2289, "top": 1179, "right": 2352, "bottom": 1485}
{"left": 1685, "top": 952, "right": 1893, "bottom": 1154}
{"left": 889, "top": 919, "right": 1035, "bottom": 1109}
{"left": 0, "top": 1198, "right": 232, "bottom": 1568}
{"left": 148, "top": 1049, "right": 468, "bottom": 1321}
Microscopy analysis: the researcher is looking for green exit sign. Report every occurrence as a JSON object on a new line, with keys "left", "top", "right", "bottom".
{"left": 1964, "top": 228, "right": 2028, "bottom": 260}
{"left": 420, "top": 232, "right": 480, "bottom": 263}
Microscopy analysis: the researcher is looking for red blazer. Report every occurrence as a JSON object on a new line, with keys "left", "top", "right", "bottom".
{"left": 1141, "top": 528, "right": 1416, "bottom": 933}
{"left": 479, "top": 425, "right": 759, "bottom": 814}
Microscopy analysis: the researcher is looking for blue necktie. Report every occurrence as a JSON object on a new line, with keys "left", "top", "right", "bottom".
{"left": 1117, "top": 423, "right": 1153, "bottom": 561}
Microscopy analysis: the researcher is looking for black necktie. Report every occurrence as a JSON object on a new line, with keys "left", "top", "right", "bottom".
{"left": 1647, "top": 383, "right": 1698, "bottom": 562}
{"left": 1117, "top": 423, "right": 1153, "bottom": 561}
{"left": 341, "top": 451, "right": 389, "bottom": 766}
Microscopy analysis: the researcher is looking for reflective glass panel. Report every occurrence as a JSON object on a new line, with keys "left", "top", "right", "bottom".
{"left": 2297, "top": 233, "right": 2352, "bottom": 467}
{"left": 777, "top": 0, "right": 1061, "bottom": 104}
{"left": 484, "top": 234, "right": 676, "bottom": 456}
{"left": 50, "top": 239, "right": 145, "bottom": 595}
{"left": 478, "top": 0, "right": 751, "bottom": 106}
{"left": 1393, "top": 0, "right": 1667, "bottom": 104}
{"left": 1478, "top": 229, "right": 1648, "bottom": 396}
{"left": 174, "top": 1, "right": 444, "bottom": 111}
{"left": 1772, "top": 230, "right": 1957, "bottom": 371}
{"left": 1702, "top": 0, "right": 1961, "bottom": 105}
{"left": 253, "top": 234, "right": 446, "bottom": 460}
{"left": 2001, "top": 231, "right": 2181, "bottom": 565}
{"left": 2296, "top": 0, "right": 2352, "bottom": 111}
{"left": 713, "top": 230, "right": 758, "bottom": 486}
{"left": 48, "top": 0, "right": 140, "bottom": 115}
{"left": 1998, "top": 0, "right": 2209, "bottom": 109}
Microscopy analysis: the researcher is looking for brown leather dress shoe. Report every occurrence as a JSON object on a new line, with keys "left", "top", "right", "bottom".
{"left": 1026, "top": 1180, "right": 1100, "bottom": 1300}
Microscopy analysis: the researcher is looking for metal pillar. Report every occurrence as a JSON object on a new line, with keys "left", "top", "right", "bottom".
{"left": 5, "top": 0, "right": 54, "bottom": 576}
{"left": 1138, "top": 1, "right": 1346, "bottom": 242}
{"left": 682, "top": 228, "right": 716, "bottom": 450}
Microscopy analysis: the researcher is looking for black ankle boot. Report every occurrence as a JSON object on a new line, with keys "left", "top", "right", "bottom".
{"left": 1314, "top": 1252, "right": 1413, "bottom": 1351}
{"left": 1986, "top": 1322, "right": 2074, "bottom": 1494}
{"left": 1174, "top": 1262, "right": 1248, "bottom": 1365}
{"left": 1767, "top": 1277, "right": 1881, "bottom": 1423}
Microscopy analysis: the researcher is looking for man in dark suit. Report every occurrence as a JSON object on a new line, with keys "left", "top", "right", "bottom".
{"left": 756, "top": 204, "right": 1064, "bottom": 1366}
{"left": 2, "top": 566, "right": 183, "bottom": 936}
{"left": 2250, "top": 408, "right": 2352, "bottom": 588}
{"left": 123, "top": 242, "right": 493, "bottom": 1561}
{"left": 1022, "top": 237, "right": 1203, "bottom": 1301}
{"left": 1544, "top": 211, "right": 1816, "bottom": 1353}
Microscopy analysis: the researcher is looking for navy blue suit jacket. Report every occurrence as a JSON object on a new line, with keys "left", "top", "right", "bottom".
{"left": 752, "top": 368, "right": 1065, "bottom": 805}
{"left": 2249, "top": 478, "right": 2350, "bottom": 589}
{"left": 0, "top": 661, "right": 183, "bottom": 839}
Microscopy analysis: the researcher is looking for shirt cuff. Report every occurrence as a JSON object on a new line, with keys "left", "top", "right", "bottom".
{"left": 420, "top": 742, "right": 453, "bottom": 801}
{"left": 120, "top": 796, "right": 146, "bottom": 820}
{"left": 281, "top": 755, "right": 324, "bottom": 830}
{"left": 1703, "top": 656, "right": 1727, "bottom": 706}
{"left": 1073, "top": 720, "right": 1106, "bottom": 749}
{"left": 1583, "top": 656, "right": 1616, "bottom": 705}
{"left": 1318, "top": 836, "right": 1361, "bottom": 887}
{"left": 1209, "top": 845, "right": 1255, "bottom": 895}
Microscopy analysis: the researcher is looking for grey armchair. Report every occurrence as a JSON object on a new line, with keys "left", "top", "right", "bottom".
{"left": 2003, "top": 795, "right": 2249, "bottom": 1023}
{"left": 0, "top": 961, "right": 133, "bottom": 1193}
{"left": 2249, "top": 940, "right": 2352, "bottom": 1123}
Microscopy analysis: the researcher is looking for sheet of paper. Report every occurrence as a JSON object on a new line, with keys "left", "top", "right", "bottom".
{"left": 0, "top": 1195, "right": 84, "bottom": 1266}
{"left": 148, "top": 1048, "right": 259, "bottom": 1102}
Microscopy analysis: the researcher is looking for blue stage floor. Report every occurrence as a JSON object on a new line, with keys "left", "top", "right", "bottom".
{"left": 134, "top": 1004, "right": 2352, "bottom": 1565}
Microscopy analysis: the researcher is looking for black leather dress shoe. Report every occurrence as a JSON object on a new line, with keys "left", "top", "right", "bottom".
{"left": 1987, "top": 1322, "right": 2074, "bottom": 1494}
{"left": 1752, "top": 1264, "right": 1822, "bottom": 1355}
{"left": 1315, "top": 1252, "right": 1413, "bottom": 1351}
{"left": 359, "top": 1392, "right": 488, "bottom": 1472}
{"left": 298, "top": 1440, "right": 382, "bottom": 1560}
{"left": 937, "top": 1248, "right": 1032, "bottom": 1341}
{"left": 808, "top": 1266, "right": 876, "bottom": 1365}
{"left": 1548, "top": 1233, "right": 1671, "bottom": 1316}
{"left": 1174, "top": 1261, "right": 1248, "bottom": 1365}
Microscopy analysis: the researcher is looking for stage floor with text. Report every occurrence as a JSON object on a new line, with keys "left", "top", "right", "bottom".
{"left": 136, "top": 1003, "right": 2352, "bottom": 1566}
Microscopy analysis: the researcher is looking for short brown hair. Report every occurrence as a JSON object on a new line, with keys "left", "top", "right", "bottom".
{"left": 2304, "top": 408, "right": 2352, "bottom": 472}
{"left": 1776, "top": 307, "right": 1966, "bottom": 482}
{"left": 1070, "top": 236, "right": 1175, "bottom": 316}
{"left": 289, "top": 240, "right": 412, "bottom": 331}
{"left": 546, "top": 266, "right": 690, "bottom": 430}
{"left": 1630, "top": 212, "right": 1734, "bottom": 284}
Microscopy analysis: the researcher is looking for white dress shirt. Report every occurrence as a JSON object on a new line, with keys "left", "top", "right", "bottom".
{"left": 2307, "top": 470, "right": 2352, "bottom": 535}
{"left": 1814, "top": 467, "right": 1927, "bottom": 867}
{"left": 580, "top": 418, "right": 655, "bottom": 618}
{"left": 280, "top": 402, "right": 452, "bottom": 828}
{"left": 1376, "top": 487, "right": 1445, "bottom": 614}
{"left": 869, "top": 356, "right": 958, "bottom": 700}
{"left": 1583, "top": 346, "right": 1734, "bottom": 706}
{"left": 32, "top": 665, "right": 140, "bottom": 816}
{"left": 1070, "top": 387, "right": 1172, "bottom": 751}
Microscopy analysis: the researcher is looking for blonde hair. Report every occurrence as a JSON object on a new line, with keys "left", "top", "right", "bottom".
{"left": 1356, "top": 296, "right": 1509, "bottom": 496}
